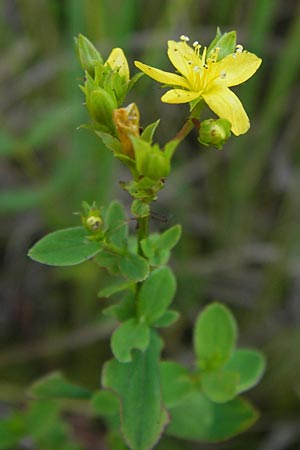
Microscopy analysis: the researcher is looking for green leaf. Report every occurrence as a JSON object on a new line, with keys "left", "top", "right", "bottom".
{"left": 28, "top": 371, "right": 92, "bottom": 399}
{"left": 102, "top": 333, "right": 169, "bottom": 450}
{"left": 224, "top": 349, "right": 266, "bottom": 393}
{"left": 194, "top": 302, "right": 237, "bottom": 371}
{"left": 141, "top": 119, "right": 160, "bottom": 144}
{"left": 111, "top": 319, "right": 150, "bottom": 363}
{"left": 118, "top": 252, "right": 149, "bottom": 282}
{"left": 202, "top": 369, "right": 240, "bottom": 403}
{"left": 0, "top": 413, "right": 25, "bottom": 449}
{"left": 103, "top": 292, "right": 136, "bottom": 321}
{"left": 160, "top": 362, "right": 193, "bottom": 408}
{"left": 138, "top": 267, "right": 176, "bottom": 324}
{"left": 94, "top": 249, "right": 120, "bottom": 275}
{"left": 98, "top": 279, "right": 133, "bottom": 298}
{"left": 141, "top": 234, "right": 171, "bottom": 266}
{"left": 94, "top": 131, "right": 122, "bottom": 153}
{"left": 28, "top": 227, "right": 102, "bottom": 266}
{"left": 167, "top": 391, "right": 258, "bottom": 442}
{"left": 105, "top": 200, "right": 128, "bottom": 249}
{"left": 156, "top": 225, "right": 182, "bottom": 252}
{"left": 26, "top": 400, "right": 60, "bottom": 438}
{"left": 91, "top": 390, "right": 120, "bottom": 416}
{"left": 153, "top": 310, "right": 180, "bottom": 328}
{"left": 127, "top": 72, "right": 144, "bottom": 92}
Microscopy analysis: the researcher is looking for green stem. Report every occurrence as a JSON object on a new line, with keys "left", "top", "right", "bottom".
{"left": 167, "top": 99, "right": 205, "bottom": 146}
{"left": 137, "top": 214, "right": 150, "bottom": 257}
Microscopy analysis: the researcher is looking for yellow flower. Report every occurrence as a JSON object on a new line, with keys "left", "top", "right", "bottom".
{"left": 135, "top": 37, "right": 262, "bottom": 135}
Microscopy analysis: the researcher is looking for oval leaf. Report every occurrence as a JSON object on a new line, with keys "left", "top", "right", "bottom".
{"left": 28, "top": 371, "right": 91, "bottom": 399}
{"left": 156, "top": 225, "right": 182, "bottom": 252}
{"left": 224, "top": 349, "right": 266, "bottom": 393}
{"left": 28, "top": 227, "right": 102, "bottom": 266}
{"left": 105, "top": 200, "right": 128, "bottom": 249}
{"left": 111, "top": 319, "right": 150, "bottom": 363}
{"left": 194, "top": 302, "right": 237, "bottom": 370}
{"left": 138, "top": 267, "right": 176, "bottom": 324}
{"left": 118, "top": 252, "right": 149, "bottom": 282}
{"left": 160, "top": 361, "right": 193, "bottom": 408}
{"left": 167, "top": 391, "right": 258, "bottom": 442}
{"left": 102, "top": 333, "right": 169, "bottom": 450}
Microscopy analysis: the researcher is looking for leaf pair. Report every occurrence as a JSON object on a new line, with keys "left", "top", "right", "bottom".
{"left": 111, "top": 266, "right": 177, "bottom": 362}
{"left": 194, "top": 303, "right": 266, "bottom": 403}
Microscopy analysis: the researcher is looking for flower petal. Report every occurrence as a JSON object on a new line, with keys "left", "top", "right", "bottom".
{"left": 167, "top": 40, "right": 201, "bottom": 80}
{"left": 134, "top": 61, "right": 190, "bottom": 89}
{"left": 215, "top": 51, "right": 262, "bottom": 87}
{"left": 202, "top": 86, "right": 250, "bottom": 135}
{"left": 161, "top": 89, "right": 200, "bottom": 104}
{"left": 106, "top": 48, "right": 130, "bottom": 81}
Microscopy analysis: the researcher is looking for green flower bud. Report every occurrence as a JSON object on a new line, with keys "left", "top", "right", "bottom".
{"left": 75, "top": 34, "right": 103, "bottom": 77}
{"left": 131, "top": 137, "right": 170, "bottom": 181}
{"left": 198, "top": 118, "right": 231, "bottom": 150}
{"left": 81, "top": 202, "right": 103, "bottom": 235}
{"left": 86, "top": 87, "right": 117, "bottom": 131}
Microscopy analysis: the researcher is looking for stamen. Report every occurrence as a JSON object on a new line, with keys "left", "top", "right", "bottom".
{"left": 193, "top": 66, "right": 201, "bottom": 72}
{"left": 201, "top": 46, "right": 207, "bottom": 66}
{"left": 220, "top": 71, "right": 226, "bottom": 79}
{"left": 193, "top": 41, "right": 199, "bottom": 47}
{"left": 236, "top": 44, "right": 243, "bottom": 53}
{"left": 180, "top": 35, "right": 190, "bottom": 42}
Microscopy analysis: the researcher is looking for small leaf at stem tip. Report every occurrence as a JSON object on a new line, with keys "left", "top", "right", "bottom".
{"left": 140, "top": 119, "right": 160, "bottom": 144}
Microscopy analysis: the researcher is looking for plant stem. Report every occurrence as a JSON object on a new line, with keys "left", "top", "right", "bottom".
{"left": 137, "top": 214, "right": 150, "bottom": 256}
{"left": 168, "top": 99, "right": 205, "bottom": 145}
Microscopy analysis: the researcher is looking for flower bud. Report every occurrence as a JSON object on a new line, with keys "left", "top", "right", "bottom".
{"left": 198, "top": 118, "right": 231, "bottom": 150}
{"left": 81, "top": 202, "right": 103, "bottom": 235}
{"left": 106, "top": 48, "right": 130, "bottom": 83}
{"left": 75, "top": 34, "right": 103, "bottom": 77}
{"left": 86, "top": 88, "right": 117, "bottom": 132}
{"left": 131, "top": 137, "right": 170, "bottom": 181}
{"left": 113, "top": 103, "right": 140, "bottom": 158}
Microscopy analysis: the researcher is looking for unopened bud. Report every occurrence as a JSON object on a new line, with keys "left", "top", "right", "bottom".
{"left": 106, "top": 48, "right": 130, "bottom": 82}
{"left": 131, "top": 138, "right": 170, "bottom": 181}
{"left": 86, "top": 88, "right": 117, "bottom": 131}
{"left": 198, "top": 118, "right": 231, "bottom": 150}
{"left": 75, "top": 34, "right": 103, "bottom": 77}
{"left": 113, "top": 103, "right": 140, "bottom": 158}
{"left": 81, "top": 202, "right": 103, "bottom": 236}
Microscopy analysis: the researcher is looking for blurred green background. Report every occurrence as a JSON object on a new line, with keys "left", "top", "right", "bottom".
{"left": 1, "top": 0, "right": 300, "bottom": 449}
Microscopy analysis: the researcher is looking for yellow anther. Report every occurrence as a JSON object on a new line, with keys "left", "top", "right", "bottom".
{"left": 236, "top": 44, "right": 243, "bottom": 53}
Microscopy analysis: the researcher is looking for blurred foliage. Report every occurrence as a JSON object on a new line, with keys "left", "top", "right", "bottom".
{"left": 1, "top": 0, "right": 300, "bottom": 449}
